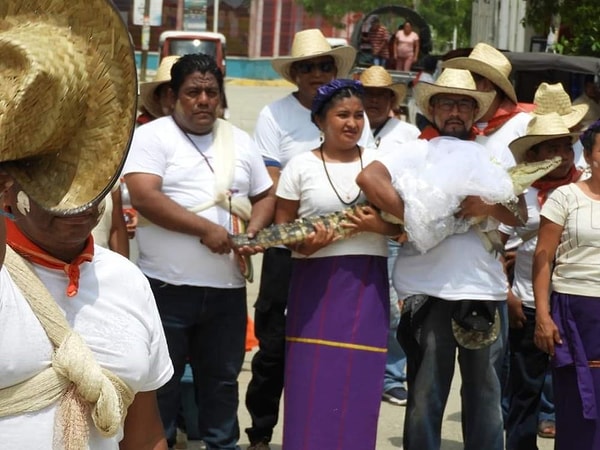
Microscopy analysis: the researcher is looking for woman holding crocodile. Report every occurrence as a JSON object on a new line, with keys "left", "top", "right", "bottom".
{"left": 275, "top": 79, "right": 403, "bottom": 450}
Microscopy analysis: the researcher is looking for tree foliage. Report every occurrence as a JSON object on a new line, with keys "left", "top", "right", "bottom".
{"left": 523, "top": 0, "right": 600, "bottom": 56}
{"left": 295, "top": 0, "right": 472, "bottom": 54}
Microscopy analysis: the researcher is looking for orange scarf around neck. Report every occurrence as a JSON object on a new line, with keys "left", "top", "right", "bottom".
{"left": 5, "top": 218, "right": 94, "bottom": 297}
{"left": 531, "top": 166, "right": 582, "bottom": 207}
{"left": 474, "top": 99, "right": 533, "bottom": 136}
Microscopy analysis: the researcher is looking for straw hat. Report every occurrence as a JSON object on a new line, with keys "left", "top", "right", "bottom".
{"left": 0, "top": 0, "right": 137, "bottom": 215}
{"left": 509, "top": 112, "right": 580, "bottom": 163}
{"left": 359, "top": 66, "right": 407, "bottom": 109}
{"left": 532, "top": 82, "right": 588, "bottom": 129}
{"left": 442, "top": 43, "right": 517, "bottom": 104}
{"left": 272, "top": 29, "right": 357, "bottom": 84}
{"left": 414, "top": 68, "right": 495, "bottom": 122}
{"left": 139, "top": 56, "right": 180, "bottom": 119}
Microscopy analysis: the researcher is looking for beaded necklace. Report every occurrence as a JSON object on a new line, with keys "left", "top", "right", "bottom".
{"left": 319, "top": 144, "right": 363, "bottom": 206}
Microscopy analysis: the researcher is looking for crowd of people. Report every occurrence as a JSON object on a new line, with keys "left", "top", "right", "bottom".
{"left": 1, "top": 2, "right": 600, "bottom": 450}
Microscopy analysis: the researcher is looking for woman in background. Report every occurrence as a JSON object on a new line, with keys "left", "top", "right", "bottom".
{"left": 393, "top": 21, "right": 419, "bottom": 72}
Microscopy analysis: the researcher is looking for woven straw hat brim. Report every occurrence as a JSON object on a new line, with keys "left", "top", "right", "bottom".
{"left": 139, "top": 55, "right": 180, "bottom": 119}
{"left": 509, "top": 132, "right": 580, "bottom": 164}
{"left": 443, "top": 57, "right": 518, "bottom": 104}
{"left": 415, "top": 82, "right": 495, "bottom": 123}
{"left": 532, "top": 104, "right": 588, "bottom": 129}
{"left": 271, "top": 46, "right": 357, "bottom": 84}
{"left": 0, "top": 0, "right": 136, "bottom": 215}
{"left": 139, "top": 81, "right": 169, "bottom": 119}
{"left": 509, "top": 112, "right": 580, "bottom": 163}
{"left": 360, "top": 66, "right": 407, "bottom": 109}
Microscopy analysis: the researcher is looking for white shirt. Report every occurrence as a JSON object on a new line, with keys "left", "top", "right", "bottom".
{"left": 0, "top": 246, "right": 173, "bottom": 449}
{"left": 277, "top": 148, "right": 387, "bottom": 259}
{"left": 542, "top": 183, "right": 600, "bottom": 297}
{"left": 499, "top": 187, "right": 542, "bottom": 308}
{"left": 372, "top": 117, "right": 420, "bottom": 149}
{"left": 255, "top": 93, "right": 375, "bottom": 168}
{"left": 123, "top": 116, "right": 272, "bottom": 288}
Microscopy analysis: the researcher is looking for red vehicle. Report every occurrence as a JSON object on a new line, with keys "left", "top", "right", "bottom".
{"left": 159, "top": 31, "right": 227, "bottom": 76}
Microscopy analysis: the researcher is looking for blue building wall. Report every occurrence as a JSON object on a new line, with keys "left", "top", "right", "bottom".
{"left": 135, "top": 52, "right": 281, "bottom": 80}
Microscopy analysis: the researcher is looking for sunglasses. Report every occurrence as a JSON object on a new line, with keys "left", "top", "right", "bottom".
{"left": 295, "top": 60, "right": 336, "bottom": 74}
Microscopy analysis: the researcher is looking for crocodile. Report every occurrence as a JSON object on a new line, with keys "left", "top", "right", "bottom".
{"left": 231, "top": 156, "right": 562, "bottom": 251}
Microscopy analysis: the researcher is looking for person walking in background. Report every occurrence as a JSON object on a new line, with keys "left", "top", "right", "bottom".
{"left": 277, "top": 79, "right": 403, "bottom": 450}
{"left": 244, "top": 29, "right": 372, "bottom": 450}
{"left": 502, "top": 113, "right": 582, "bottom": 450}
{"left": 367, "top": 15, "right": 390, "bottom": 67}
{"left": 359, "top": 65, "right": 419, "bottom": 407}
{"left": 124, "top": 53, "right": 274, "bottom": 450}
{"left": 393, "top": 21, "right": 419, "bottom": 72}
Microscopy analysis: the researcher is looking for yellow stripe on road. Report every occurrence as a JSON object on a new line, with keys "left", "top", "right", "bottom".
{"left": 286, "top": 336, "right": 387, "bottom": 353}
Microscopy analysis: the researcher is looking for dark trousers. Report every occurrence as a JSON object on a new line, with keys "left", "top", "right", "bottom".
{"left": 244, "top": 248, "right": 291, "bottom": 444}
{"left": 505, "top": 306, "right": 550, "bottom": 450}
{"left": 149, "top": 278, "right": 247, "bottom": 450}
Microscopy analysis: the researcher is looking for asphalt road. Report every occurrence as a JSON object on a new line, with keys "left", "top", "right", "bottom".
{"left": 178, "top": 80, "right": 555, "bottom": 450}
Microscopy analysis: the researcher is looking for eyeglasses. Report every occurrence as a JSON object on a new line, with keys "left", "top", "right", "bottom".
{"left": 295, "top": 60, "right": 336, "bottom": 74}
{"left": 433, "top": 97, "right": 476, "bottom": 113}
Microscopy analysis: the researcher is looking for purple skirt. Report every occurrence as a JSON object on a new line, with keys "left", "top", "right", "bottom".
{"left": 282, "top": 255, "right": 389, "bottom": 450}
{"left": 551, "top": 292, "right": 600, "bottom": 450}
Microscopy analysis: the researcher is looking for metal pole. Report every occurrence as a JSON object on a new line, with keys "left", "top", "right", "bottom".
{"left": 140, "top": 0, "right": 151, "bottom": 82}
{"left": 213, "top": 0, "right": 220, "bottom": 32}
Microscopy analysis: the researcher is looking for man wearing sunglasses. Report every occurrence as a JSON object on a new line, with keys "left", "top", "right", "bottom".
{"left": 244, "top": 29, "right": 373, "bottom": 450}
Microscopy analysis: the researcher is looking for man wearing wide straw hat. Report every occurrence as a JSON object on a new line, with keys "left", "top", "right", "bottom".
{"left": 359, "top": 64, "right": 418, "bottom": 407}
{"left": 443, "top": 42, "right": 531, "bottom": 146}
{"left": 533, "top": 81, "right": 590, "bottom": 172}
{"left": 357, "top": 68, "right": 527, "bottom": 450}
{"left": 137, "top": 55, "right": 181, "bottom": 125}
{"left": 245, "top": 28, "right": 372, "bottom": 450}
{"left": 501, "top": 113, "right": 581, "bottom": 449}
{"left": 0, "top": 1, "right": 173, "bottom": 449}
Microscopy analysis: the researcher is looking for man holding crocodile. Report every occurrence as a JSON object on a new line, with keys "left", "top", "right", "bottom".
{"left": 356, "top": 68, "right": 527, "bottom": 450}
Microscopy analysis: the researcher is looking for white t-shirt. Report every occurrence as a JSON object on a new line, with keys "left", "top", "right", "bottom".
{"left": 122, "top": 116, "right": 272, "bottom": 288}
{"left": 541, "top": 183, "right": 600, "bottom": 297}
{"left": 475, "top": 111, "right": 530, "bottom": 155}
{"left": 378, "top": 139, "right": 514, "bottom": 301}
{"left": 255, "top": 93, "right": 375, "bottom": 168}
{"left": 373, "top": 117, "right": 420, "bottom": 149}
{"left": 277, "top": 148, "right": 387, "bottom": 259}
{"left": 499, "top": 187, "right": 542, "bottom": 308}
{"left": 0, "top": 246, "right": 173, "bottom": 449}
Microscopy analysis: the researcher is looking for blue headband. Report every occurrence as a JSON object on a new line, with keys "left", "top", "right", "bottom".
{"left": 311, "top": 79, "right": 364, "bottom": 120}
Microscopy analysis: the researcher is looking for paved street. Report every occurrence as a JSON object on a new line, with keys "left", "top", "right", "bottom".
{"left": 180, "top": 81, "right": 554, "bottom": 450}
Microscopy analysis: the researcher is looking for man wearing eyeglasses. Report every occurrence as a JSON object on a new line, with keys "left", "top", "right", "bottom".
{"left": 244, "top": 29, "right": 373, "bottom": 450}
{"left": 357, "top": 68, "right": 527, "bottom": 450}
